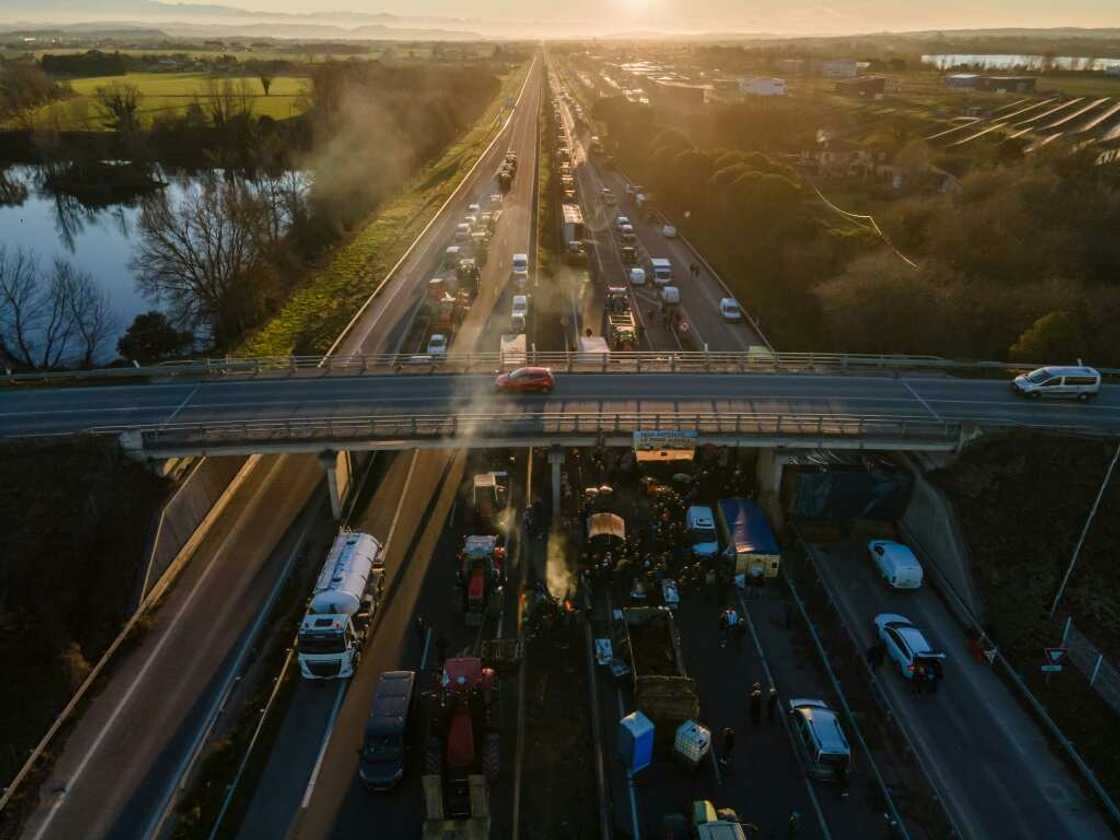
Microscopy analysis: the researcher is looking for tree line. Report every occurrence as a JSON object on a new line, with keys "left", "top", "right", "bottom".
{"left": 593, "top": 93, "right": 1120, "bottom": 363}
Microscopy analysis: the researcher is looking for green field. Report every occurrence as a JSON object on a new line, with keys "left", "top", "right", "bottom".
{"left": 14, "top": 72, "right": 310, "bottom": 130}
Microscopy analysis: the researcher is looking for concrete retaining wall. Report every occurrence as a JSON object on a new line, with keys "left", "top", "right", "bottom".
{"left": 898, "top": 457, "right": 986, "bottom": 622}
{"left": 136, "top": 456, "right": 247, "bottom": 605}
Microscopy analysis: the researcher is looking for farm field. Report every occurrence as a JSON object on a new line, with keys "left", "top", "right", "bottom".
{"left": 10, "top": 72, "right": 310, "bottom": 130}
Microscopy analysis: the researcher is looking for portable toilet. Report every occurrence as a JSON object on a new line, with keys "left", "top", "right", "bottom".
{"left": 618, "top": 711, "right": 655, "bottom": 774}
{"left": 673, "top": 720, "right": 711, "bottom": 770}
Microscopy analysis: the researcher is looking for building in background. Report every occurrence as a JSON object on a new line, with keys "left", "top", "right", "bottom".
{"left": 820, "top": 58, "right": 858, "bottom": 78}
{"left": 648, "top": 78, "right": 708, "bottom": 111}
{"left": 835, "top": 75, "right": 887, "bottom": 97}
{"left": 944, "top": 73, "right": 980, "bottom": 89}
{"left": 738, "top": 76, "right": 787, "bottom": 97}
{"left": 976, "top": 75, "right": 1037, "bottom": 93}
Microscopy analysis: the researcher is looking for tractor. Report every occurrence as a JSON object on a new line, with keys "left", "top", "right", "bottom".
{"left": 422, "top": 657, "right": 502, "bottom": 835}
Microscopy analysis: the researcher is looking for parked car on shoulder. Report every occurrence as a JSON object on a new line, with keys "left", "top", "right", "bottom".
{"left": 873, "top": 614, "right": 946, "bottom": 686}
{"left": 495, "top": 367, "right": 555, "bottom": 394}
{"left": 868, "top": 540, "right": 923, "bottom": 589}
{"left": 788, "top": 698, "right": 852, "bottom": 782}
{"left": 1012, "top": 365, "right": 1100, "bottom": 400}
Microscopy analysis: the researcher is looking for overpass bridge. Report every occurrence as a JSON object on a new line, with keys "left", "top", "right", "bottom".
{"left": 5, "top": 358, "right": 1118, "bottom": 457}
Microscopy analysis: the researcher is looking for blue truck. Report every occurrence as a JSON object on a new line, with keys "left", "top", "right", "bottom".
{"left": 715, "top": 498, "right": 781, "bottom": 579}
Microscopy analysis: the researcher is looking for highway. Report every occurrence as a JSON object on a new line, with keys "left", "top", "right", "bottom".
{"left": 4, "top": 373, "right": 1120, "bottom": 439}
{"left": 14, "top": 57, "right": 543, "bottom": 840}
{"left": 807, "top": 539, "right": 1112, "bottom": 839}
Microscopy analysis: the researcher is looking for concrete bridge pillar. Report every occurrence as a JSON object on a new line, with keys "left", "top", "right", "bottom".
{"left": 548, "top": 445, "right": 565, "bottom": 522}
{"left": 755, "top": 448, "right": 788, "bottom": 535}
{"left": 319, "top": 449, "right": 353, "bottom": 521}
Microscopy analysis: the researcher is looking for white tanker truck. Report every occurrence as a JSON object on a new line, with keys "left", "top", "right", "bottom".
{"left": 298, "top": 531, "right": 385, "bottom": 679}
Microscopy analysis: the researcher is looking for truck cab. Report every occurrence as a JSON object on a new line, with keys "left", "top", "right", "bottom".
{"left": 298, "top": 532, "right": 385, "bottom": 679}
{"left": 650, "top": 258, "right": 673, "bottom": 286}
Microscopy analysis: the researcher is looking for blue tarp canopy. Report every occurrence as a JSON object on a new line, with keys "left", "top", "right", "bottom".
{"left": 718, "top": 498, "right": 779, "bottom": 555}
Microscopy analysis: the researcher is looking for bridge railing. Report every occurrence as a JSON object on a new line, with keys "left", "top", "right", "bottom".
{"left": 9, "top": 350, "right": 1120, "bottom": 386}
{"left": 102, "top": 411, "right": 963, "bottom": 452}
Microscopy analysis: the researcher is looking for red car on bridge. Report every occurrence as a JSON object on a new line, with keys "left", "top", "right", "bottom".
{"left": 495, "top": 367, "right": 556, "bottom": 394}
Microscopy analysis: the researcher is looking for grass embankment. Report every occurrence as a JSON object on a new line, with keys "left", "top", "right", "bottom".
{"left": 0, "top": 441, "right": 170, "bottom": 797}
{"left": 932, "top": 433, "right": 1120, "bottom": 795}
{"left": 239, "top": 61, "right": 529, "bottom": 357}
{"left": 12, "top": 72, "right": 310, "bottom": 130}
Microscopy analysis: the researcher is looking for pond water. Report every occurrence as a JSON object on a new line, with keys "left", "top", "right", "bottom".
{"left": 923, "top": 54, "right": 1120, "bottom": 72}
{"left": 0, "top": 164, "right": 182, "bottom": 360}
{"left": 0, "top": 165, "right": 306, "bottom": 364}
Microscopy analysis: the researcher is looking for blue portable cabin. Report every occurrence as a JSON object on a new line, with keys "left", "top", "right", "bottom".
{"left": 715, "top": 498, "right": 781, "bottom": 579}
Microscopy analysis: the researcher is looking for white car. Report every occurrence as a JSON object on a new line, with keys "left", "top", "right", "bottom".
{"left": 873, "top": 613, "right": 946, "bottom": 683}
{"left": 602, "top": 187, "right": 617, "bottom": 205}
{"left": 454, "top": 223, "right": 471, "bottom": 241}
{"left": 868, "top": 540, "right": 924, "bottom": 589}
{"left": 426, "top": 334, "right": 448, "bottom": 356}
{"left": 661, "top": 224, "right": 678, "bottom": 238}
{"left": 720, "top": 298, "right": 742, "bottom": 321}
{"left": 615, "top": 215, "right": 631, "bottom": 230}
{"left": 488, "top": 193, "right": 503, "bottom": 208}
{"left": 511, "top": 252, "right": 530, "bottom": 288}
{"left": 511, "top": 294, "right": 529, "bottom": 331}
{"left": 628, "top": 267, "right": 646, "bottom": 286}
{"left": 467, "top": 203, "right": 481, "bottom": 215}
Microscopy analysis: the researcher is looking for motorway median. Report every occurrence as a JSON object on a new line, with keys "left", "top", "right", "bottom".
{"left": 239, "top": 61, "right": 531, "bottom": 358}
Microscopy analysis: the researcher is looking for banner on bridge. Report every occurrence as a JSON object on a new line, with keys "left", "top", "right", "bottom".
{"left": 632, "top": 430, "right": 697, "bottom": 461}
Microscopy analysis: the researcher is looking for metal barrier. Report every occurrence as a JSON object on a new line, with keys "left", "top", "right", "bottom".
{"left": 100, "top": 411, "right": 970, "bottom": 458}
{"left": 9, "top": 349, "right": 1118, "bottom": 386}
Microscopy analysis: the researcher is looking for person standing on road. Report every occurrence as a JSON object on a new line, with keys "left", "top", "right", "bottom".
{"left": 720, "top": 727, "right": 736, "bottom": 768}
{"left": 749, "top": 682, "right": 763, "bottom": 725}
{"left": 787, "top": 810, "right": 800, "bottom": 839}
{"left": 767, "top": 686, "right": 779, "bottom": 722}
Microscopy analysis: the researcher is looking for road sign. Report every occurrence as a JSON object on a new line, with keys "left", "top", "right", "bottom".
{"left": 1044, "top": 647, "right": 1067, "bottom": 665}
{"left": 1041, "top": 664, "right": 1063, "bottom": 673}
{"left": 632, "top": 430, "right": 697, "bottom": 451}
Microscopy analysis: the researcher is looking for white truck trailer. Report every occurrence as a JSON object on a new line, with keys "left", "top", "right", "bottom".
{"left": 298, "top": 531, "right": 385, "bottom": 679}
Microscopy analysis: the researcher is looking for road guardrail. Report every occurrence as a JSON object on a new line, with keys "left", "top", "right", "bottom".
{"left": 8, "top": 350, "right": 1119, "bottom": 386}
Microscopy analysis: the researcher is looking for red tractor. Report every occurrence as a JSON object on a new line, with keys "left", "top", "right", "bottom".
{"left": 423, "top": 657, "right": 501, "bottom": 824}
{"left": 458, "top": 535, "right": 505, "bottom": 627}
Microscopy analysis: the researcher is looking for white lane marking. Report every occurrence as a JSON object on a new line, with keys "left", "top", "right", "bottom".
{"left": 145, "top": 486, "right": 319, "bottom": 839}
{"left": 165, "top": 383, "right": 200, "bottom": 424}
{"left": 300, "top": 678, "right": 348, "bottom": 810}
{"left": 903, "top": 380, "right": 943, "bottom": 421}
{"left": 29, "top": 456, "right": 283, "bottom": 840}
{"left": 420, "top": 628, "right": 433, "bottom": 670}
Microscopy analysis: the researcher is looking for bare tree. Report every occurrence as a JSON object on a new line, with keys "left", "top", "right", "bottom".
{"left": 94, "top": 83, "right": 143, "bottom": 135}
{"left": 57, "top": 261, "right": 116, "bottom": 367}
{"left": 0, "top": 246, "right": 41, "bottom": 366}
{"left": 132, "top": 174, "right": 266, "bottom": 338}
{"left": 202, "top": 77, "right": 255, "bottom": 128}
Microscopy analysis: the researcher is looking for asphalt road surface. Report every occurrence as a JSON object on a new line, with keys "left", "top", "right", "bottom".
{"left": 5, "top": 374, "right": 1120, "bottom": 439}
{"left": 809, "top": 539, "right": 1112, "bottom": 839}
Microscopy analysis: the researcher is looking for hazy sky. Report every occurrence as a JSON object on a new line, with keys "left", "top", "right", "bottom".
{"left": 225, "top": 0, "right": 1120, "bottom": 33}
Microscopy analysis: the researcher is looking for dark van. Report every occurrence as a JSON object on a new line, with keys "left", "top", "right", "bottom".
{"left": 359, "top": 670, "right": 416, "bottom": 790}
